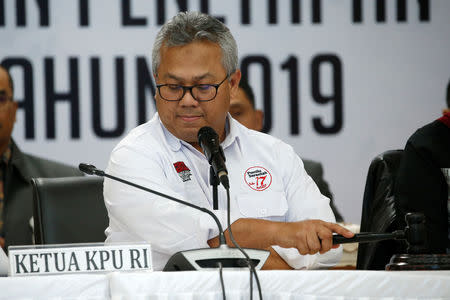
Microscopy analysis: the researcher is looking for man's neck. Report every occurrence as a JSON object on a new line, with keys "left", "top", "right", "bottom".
{"left": 190, "top": 142, "right": 203, "bottom": 154}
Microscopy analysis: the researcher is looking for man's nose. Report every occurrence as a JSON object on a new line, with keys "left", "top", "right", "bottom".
{"left": 179, "top": 88, "right": 199, "bottom": 106}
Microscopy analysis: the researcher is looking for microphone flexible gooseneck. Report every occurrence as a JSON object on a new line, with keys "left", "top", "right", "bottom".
{"left": 78, "top": 163, "right": 227, "bottom": 246}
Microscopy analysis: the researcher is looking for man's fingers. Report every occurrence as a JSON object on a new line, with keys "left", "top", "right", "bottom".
{"left": 295, "top": 231, "right": 309, "bottom": 255}
{"left": 317, "top": 227, "right": 332, "bottom": 253}
{"left": 306, "top": 232, "right": 321, "bottom": 255}
{"left": 292, "top": 220, "right": 354, "bottom": 255}
{"left": 326, "top": 222, "right": 355, "bottom": 238}
{"left": 297, "top": 243, "right": 309, "bottom": 255}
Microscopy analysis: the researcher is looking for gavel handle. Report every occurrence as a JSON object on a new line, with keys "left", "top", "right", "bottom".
{"left": 332, "top": 230, "right": 405, "bottom": 245}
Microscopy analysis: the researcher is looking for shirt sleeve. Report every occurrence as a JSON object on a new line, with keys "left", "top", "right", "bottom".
{"left": 103, "top": 143, "right": 218, "bottom": 270}
{"left": 272, "top": 142, "right": 343, "bottom": 269}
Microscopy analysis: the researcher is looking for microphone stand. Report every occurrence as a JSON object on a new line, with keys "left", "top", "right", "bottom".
{"left": 78, "top": 163, "right": 269, "bottom": 272}
{"left": 210, "top": 166, "right": 219, "bottom": 210}
{"left": 200, "top": 128, "right": 264, "bottom": 299}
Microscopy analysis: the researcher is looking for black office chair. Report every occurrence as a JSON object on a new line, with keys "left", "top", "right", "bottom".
{"left": 356, "top": 150, "right": 406, "bottom": 270}
{"left": 32, "top": 176, "right": 108, "bottom": 244}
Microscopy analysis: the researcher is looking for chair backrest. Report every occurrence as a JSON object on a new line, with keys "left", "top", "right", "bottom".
{"left": 356, "top": 150, "right": 405, "bottom": 270}
{"left": 32, "top": 176, "right": 108, "bottom": 244}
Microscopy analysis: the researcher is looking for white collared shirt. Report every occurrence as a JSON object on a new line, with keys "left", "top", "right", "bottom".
{"left": 104, "top": 113, "right": 342, "bottom": 270}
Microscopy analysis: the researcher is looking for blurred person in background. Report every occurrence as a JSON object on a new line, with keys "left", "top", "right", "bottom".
{"left": 395, "top": 80, "right": 450, "bottom": 253}
{"left": 0, "top": 65, "right": 82, "bottom": 251}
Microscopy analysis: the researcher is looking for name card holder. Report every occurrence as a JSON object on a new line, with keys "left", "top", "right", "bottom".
{"left": 8, "top": 243, "right": 152, "bottom": 276}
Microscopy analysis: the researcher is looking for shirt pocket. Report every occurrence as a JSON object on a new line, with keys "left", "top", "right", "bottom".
{"left": 236, "top": 191, "right": 288, "bottom": 221}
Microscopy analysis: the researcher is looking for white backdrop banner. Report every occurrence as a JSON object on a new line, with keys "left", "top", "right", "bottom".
{"left": 1, "top": 0, "right": 449, "bottom": 223}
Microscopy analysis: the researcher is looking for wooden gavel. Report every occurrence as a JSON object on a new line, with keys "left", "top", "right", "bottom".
{"left": 332, "top": 213, "right": 427, "bottom": 254}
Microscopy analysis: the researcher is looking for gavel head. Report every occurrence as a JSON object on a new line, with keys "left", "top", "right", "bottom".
{"left": 404, "top": 212, "right": 428, "bottom": 254}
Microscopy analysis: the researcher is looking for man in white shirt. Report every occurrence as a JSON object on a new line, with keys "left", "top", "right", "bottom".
{"left": 104, "top": 11, "right": 353, "bottom": 271}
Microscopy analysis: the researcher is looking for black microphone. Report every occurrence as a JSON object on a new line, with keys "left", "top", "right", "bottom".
{"left": 79, "top": 163, "right": 269, "bottom": 271}
{"left": 197, "top": 127, "right": 229, "bottom": 189}
{"left": 79, "top": 163, "right": 104, "bottom": 176}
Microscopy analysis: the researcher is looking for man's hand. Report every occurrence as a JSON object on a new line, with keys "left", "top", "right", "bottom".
{"left": 207, "top": 219, "right": 355, "bottom": 269}
{"left": 209, "top": 218, "right": 354, "bottom": 257}
{"left": 275, "top": 220, "right": 354, "bottom": 255}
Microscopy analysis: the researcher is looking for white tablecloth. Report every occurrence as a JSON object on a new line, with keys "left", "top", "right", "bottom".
{"left": 2, "top": 270, "right": 450, "bottom": 300}
{"left": 109, "top": 270, "right": 450, "bottom": 300}
{"left": 2, "top": 273, "right": 109, "bottom": 300}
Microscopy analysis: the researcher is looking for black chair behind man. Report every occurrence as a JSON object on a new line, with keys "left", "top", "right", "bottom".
{"left": 32, "top": 177, "right": 108, "bottom": 244}
{"left": 356, "top": 150, "right": 406, "bottom": 270}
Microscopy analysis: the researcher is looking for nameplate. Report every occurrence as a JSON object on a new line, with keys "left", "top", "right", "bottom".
{"left": 8, "top": 243, "right": 152, "bottom": 276}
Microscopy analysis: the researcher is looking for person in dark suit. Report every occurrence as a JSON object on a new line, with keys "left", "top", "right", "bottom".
{"left": 395, "top": 81, "right": 450, "bottom": 253}
{"left": 0, "top": 65, "right": 83, "bottom": 250}
{"left": 229, "top": 78, "right": 344, "bottom": 222}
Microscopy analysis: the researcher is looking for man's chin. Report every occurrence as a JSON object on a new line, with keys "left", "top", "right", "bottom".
{"left": 174, "top": 128, "right": 202, "bottom": 143}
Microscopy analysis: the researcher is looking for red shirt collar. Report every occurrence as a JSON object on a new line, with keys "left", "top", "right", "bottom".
{"left": 438, "top": 112, "right": 450, "bottom": 128}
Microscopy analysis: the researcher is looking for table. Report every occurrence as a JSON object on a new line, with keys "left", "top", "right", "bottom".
{"left": 2, "top": 270, "right": 450, "bottom": 299}
{"left": 2, "top": 273, "right": 108, "bottom": 299}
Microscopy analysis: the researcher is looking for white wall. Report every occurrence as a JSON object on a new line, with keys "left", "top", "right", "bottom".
{"left": 1, "top": 0, "right": 449, "bottom": 223}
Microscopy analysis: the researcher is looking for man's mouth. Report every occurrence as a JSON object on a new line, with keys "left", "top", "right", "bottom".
{"left": 178, "top": 115, "right": 202, "bottom": 122}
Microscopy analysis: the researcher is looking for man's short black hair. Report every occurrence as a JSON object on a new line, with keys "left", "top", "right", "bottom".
{"left": 238, "top": 78, "right": 255, "bottom": 109}
{"left": 446, "top": 80, "right": 450, "bottom": 108}
{"left": 0, "top": 64, "right": 14, "bottom": 95}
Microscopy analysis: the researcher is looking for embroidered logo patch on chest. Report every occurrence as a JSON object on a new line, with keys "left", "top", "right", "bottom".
{"left": 244, "top": 166, "right": 272, "bottom": 191}
{"left": 173, "top": 161, "right": 192, "bottom": 182}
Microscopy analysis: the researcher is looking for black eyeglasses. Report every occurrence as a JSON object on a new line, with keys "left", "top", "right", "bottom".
{"left": 156, "top": 76, "right": 229, "bottom": 102}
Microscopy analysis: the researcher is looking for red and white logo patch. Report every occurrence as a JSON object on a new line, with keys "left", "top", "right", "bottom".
{"left": 244, "top": 166, "right": 272, "bottom": 191}
{"left": 173, "top": 161, "right": 192, "bottom": 182}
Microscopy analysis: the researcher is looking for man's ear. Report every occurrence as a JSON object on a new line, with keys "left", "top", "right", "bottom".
{"left": 229, "top": 69, "right": 241, "bottom": 97}
{"left": 255, "top": 109, "right": 264, "bottom": 132}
